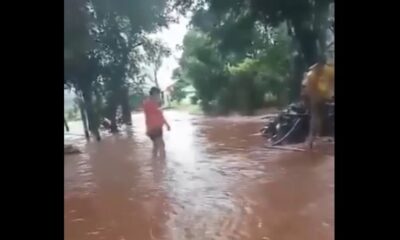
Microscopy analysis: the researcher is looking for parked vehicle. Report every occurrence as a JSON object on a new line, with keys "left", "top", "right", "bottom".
{"left": 261, "top": 101, "right": 334, "bottom": 145}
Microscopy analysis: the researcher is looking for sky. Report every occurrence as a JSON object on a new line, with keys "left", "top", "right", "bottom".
{"left": 148, "top": 13, "right": 190, "bottom": 90}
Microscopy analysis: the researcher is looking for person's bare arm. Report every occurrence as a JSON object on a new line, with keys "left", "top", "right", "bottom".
{"left": 161, "top": 112, "right": 171, "bottom": 131}
{"left": 164, "top": 118, "right": 171, "bottom": 131}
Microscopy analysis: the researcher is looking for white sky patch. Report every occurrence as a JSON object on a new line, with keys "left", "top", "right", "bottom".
{"left": 147, "top": 13, "right": 191, "bottom": 90}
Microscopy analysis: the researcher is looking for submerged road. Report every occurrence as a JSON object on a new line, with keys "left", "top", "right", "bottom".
{"left": 65, "top": 110, "right": 334, "bottom": 240}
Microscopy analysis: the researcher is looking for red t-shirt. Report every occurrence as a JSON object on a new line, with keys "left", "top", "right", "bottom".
{"left": 143, "top": 99, "right": 165, "bottom": 132}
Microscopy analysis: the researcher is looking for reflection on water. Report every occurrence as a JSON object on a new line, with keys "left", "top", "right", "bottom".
{"left": 65, "top": 111, "right": 334, "bottom": 240}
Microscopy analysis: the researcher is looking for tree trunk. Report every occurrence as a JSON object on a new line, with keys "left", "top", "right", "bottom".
{"left": 289, "top": 54, "right": 306, "bottom": 102}
{"left": 288, "top": 2, "right": 331, "bottom": 102}
{"left": 94, "top": 89, "right": 104, "bottom": 118}
{"left": 295, "top": 29, "right": 318, "bottom": 67}
{"left": 287, "top": 21, "right": 307, "bottom": 102}
{"left": 82, "top": 90, "right": 101, "bottom": 141}
{"left": 106, "top": 91, "right": 119, "bottom": 133}
{"left": 153, "top": 68, "right": 159, "bottom": 88}
{"left": 120, "top": 87, "right": 132, "bottom": 125}
{"left": 77, "top": 98, "right": 90, "bottom": 140}
{"left": 64, "top": 117, "right": 69, "bottom": 132}
{"left": 153, "top": 67, "right": 165, "bottom": 105}
{"left": 314, "top": 0, "right": 331, "bottom": 58}
{"left": 287, "top": 17, "right": 320, "bottom": 102}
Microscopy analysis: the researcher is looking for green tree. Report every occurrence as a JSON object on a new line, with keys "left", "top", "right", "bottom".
{"left": 170, "top": 68, "right": 189, "bottom": 103}
{"left": 65, "top": 0, "right": 175, "bottom": 137}
{"left": 143, "top": 38, "right": 171, "bottom": 88}
{"left": 175, "top": 24, "right": 291, "bottom": 114}
{"left": 64, "top": 0, "right": 93, "bottom": 77}
{"left": 179, "top": 30, "right": 229, "bottom": 112}
{"left": 174, "top": 0, "right": 333, "bottom": 100}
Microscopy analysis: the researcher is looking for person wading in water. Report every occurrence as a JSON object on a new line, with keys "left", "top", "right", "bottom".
{"left": 143, "top": 87, "right": 171, "bottom": 158}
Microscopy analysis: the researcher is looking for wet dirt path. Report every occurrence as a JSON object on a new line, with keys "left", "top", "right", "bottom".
{"left": 65, "top": 111, "right": 334, "bottom": 240}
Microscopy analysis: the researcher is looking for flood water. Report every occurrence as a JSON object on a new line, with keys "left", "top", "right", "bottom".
{"left": 64, "top": 110, "right": 334, "bottom": 240}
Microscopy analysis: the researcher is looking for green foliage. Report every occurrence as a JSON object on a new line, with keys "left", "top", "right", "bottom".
{"left": 64, "top": 0, "right": 92, "bottom": 65}
{"left": 175, "top": 24, "right": 291, "bottom": 115}
{"left": 175, "top": 0, "right": 334, "bottom": 101}
{"left": 129, "top": 90, "right": 145, "bottom": 110}
{"left": 64, "top": 0, "right": 175, "bottom": 129}
{"left": 66, "top": 104, "right": 81, "bottom": 121}
{"left": 142, "top": 38, "right": 171, "bottom": 87}
{"left": 65, "top": 0, "right": 174, "bottom": 89}
{"left": 170, "top": 80, "right": 189, "bottom": 103}
{"left": 92, "top": 0, "right": 174, "bottom": 32}
{"left": 190, "top": 96, "right": 198, "bottom": 105}
{"left": 179, "top": 30, "right": 229, "bottom": 110}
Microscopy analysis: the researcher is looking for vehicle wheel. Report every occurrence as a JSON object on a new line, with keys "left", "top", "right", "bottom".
{"left": 271, "top": 118, "right": 302, "bottom": 146}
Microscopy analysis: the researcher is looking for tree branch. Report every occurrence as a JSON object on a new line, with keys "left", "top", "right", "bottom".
{"left": 131, "top": 42, "right": 144, "bottom": 49}
{"left": 327, "top": 41, "right": 334, "bottom": 49}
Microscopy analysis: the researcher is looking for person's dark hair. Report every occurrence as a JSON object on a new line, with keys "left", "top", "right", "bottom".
{"left": 149, "top": 87, "right": 161, "bottom": 96}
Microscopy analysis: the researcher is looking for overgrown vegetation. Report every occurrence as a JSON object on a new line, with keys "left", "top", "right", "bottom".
{"left": 65, "top": 0, "right": 334, "bottom": 139}
{"left": 64, "top": 0, "right": 175, "bottom": 139}
{"left": 172, "top": 0, "right": 334, "bottom": 115}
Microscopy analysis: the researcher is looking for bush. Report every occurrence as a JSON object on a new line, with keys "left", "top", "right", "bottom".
{"left": 190, "top": 96, "right": 199, "bottom": 105}
{"left": 66, "top": 107, "right": 80, "bottom": 121}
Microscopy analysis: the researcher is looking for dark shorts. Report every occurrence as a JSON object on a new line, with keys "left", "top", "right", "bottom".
{"left": 147, "top": 128, "right": 163, "bottom": 141}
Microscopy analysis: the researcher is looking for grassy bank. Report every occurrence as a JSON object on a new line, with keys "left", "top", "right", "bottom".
{"left": 166, "top": 101, "right": 281, "bottom": 116}
{"left": 167, "top": 102, "right": 203, "bottom": 115}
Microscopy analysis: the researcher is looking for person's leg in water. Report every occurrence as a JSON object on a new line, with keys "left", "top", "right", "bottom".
{"left": 158, "top": 137, "right": 166, "bottom": 159}
{"left": 152, "top": 138, "right": 159, "bottom": 158}
{"left": 152, "top": 137, "right": 166, "bottom": 158}
{"left": 149, "top": 128, "right": 164, "bottom": 158}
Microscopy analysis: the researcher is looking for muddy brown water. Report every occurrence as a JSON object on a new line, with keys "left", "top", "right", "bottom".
{"left": 65, "top": 110, "right": 334, "bottom": 240}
